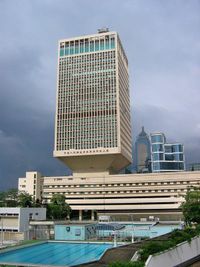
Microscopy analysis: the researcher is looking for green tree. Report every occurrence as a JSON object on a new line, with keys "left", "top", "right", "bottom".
{"left": 34, "top": 198, "right": 43, "bottom": 207}
{"left": 47, "top": 194, "right": 71, "bottom": 220}
{"left": 0, "top": 191, "right": 6, "bottom": 207}
{"left": 5, "top": 188, "right": 18, "bottom": 207}
{"left": 0, "top": 189, "right": 18, "bottom": 207}
{"left": 18, "top": 192, "right": 33, "bottom": 207}
{"left": 181, "top": 187, "right": 200, "bottom": 225}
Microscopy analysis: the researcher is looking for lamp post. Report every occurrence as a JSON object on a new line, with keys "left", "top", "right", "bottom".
{"left": 1, "top": 217, "right": 3, "bottom": 246}
{"left": 131, "top": 214, "right": 134, "bottom": 243}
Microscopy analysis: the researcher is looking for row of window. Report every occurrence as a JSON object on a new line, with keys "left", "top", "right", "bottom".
{"left": 153, "top": 162, "right": 185, "bottom": 171}
{"left": 43, "top": 180, "right": 192, "bottom": 188}
{"left": 152, "top": 153, "right": 184, "bottom": 161}
{"left": 43, "top": 188, "right": 187, "bottom": 196}
{"left": 60, "top": 38, "right": 115, "bottom": 57}
{"left": 152, "top": 144, "right": 183, "bottom": 153}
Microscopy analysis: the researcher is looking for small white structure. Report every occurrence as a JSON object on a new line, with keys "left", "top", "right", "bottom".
{"left": 0, "top": 207, "right": 46, "bottom": 233}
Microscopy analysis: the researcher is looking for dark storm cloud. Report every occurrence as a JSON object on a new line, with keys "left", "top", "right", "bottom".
{"left": 0, "top": 0, "right": 199, "bottom": 189}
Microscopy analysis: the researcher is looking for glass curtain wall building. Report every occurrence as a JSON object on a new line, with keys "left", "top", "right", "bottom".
{"left": 53, "top": 29, "right": 132, "bottom": 173}
{"left": 150, "top": 133, "right": 185, "bottom": 172}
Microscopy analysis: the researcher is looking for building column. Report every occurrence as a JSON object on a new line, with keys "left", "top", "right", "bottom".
{"left": 91, "top": 210, "right": 95, "bottom": 221}
{"left": 79, "top": 210, "right": 82, "bottom": 221}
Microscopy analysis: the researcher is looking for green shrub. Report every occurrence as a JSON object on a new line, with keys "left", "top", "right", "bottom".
{"left": 140, "top": 242, "right": 165, "bottom": 262}
{"left": 139, "top": 226, "right": 200, "bottom": 262}
{"left": 110, "top": 225, "right": 200, "bottom": 266}
{"left": 109, "top": 261, "right": 144, "bottom": 267}
{"left": 170, "top": 229, "right": 192, "bottom": 244}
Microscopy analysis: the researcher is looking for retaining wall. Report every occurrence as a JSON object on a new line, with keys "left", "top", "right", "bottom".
{"left": 145, "top": 236, "right": 200, "bottom": 267}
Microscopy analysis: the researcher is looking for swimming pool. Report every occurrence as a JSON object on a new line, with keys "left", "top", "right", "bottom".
{"left": 0, "top": 242, "right": 113, "bottom": 266}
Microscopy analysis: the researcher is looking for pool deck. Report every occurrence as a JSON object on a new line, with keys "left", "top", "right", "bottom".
{"left": 76, "top": 242, "right": 142, "bottom": 267}
{"left": 76, "top": 233, "right": 172, "bottom": 267}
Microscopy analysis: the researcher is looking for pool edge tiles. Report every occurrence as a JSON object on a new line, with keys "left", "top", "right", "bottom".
{"left": 0, "top": 242, "right": 113, "bottom": 267}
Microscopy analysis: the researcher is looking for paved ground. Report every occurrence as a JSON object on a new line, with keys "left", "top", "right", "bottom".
{"left": 76, "top": 242, "right": 142, "bottom": 267}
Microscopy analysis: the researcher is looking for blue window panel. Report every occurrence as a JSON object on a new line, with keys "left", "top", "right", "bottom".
{"left": 152, "top": 144, "right": 163, "bottom": 152}
{"left": 90, "top": 42, "right": 94, "bottom": 52}
{"left": 174, "top": 153, "right": 183, "bottom": 161}
{"left": 60, "top": 48, "right": 64, "bottom": 57}
{"left": 172, "top": 144, "right": 183, "bottom": 153}
{"left": 153, "top": 153, "right": 164, "bottom": 161}
{"left": 111, "top": 39, "right": 115, "bottom": 49}
{"left": 95, "top": 41, "right": 99, "bottom": 51}
{"left": 85, "top": 43, "right": 89, "bottom": 52}
{"left": 105, "top": 40, "right": 110, "bottom": 49}
{"left": 80, "top": 44, "right": 84, "bottom": 53}
{"left": 151, "top": 135, "right": 163, "bottom": 143}
{"left": 65, "top": 48, "right": 69, "bottom": 56}
{"left": 75, "top": 46, "right": 79, "bottom": 54}
{"left": 100, "top": 41, "right": 104, "bottom": 51}
{"left": 165, "top": 154, "right": 174, "bottom": 161}
{"left": 153, "top": 162, "right": 160, "bottom": 171}
{"left": 165, "top": 145, "right": 172, "bottom": 153}
{"left": 70, "top": 46, "right": 74, "bottom": 55}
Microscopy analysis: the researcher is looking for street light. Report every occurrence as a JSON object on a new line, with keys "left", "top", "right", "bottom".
{"left": 131, "top": 214, "right": 134, "bottom": 243}
{"left": 1, "top": 217, "right": 3, "bottom": 246}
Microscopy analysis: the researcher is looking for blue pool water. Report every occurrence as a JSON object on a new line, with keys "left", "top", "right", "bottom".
{"left": 0, "top": 242, "right": 113, "bottom": 266}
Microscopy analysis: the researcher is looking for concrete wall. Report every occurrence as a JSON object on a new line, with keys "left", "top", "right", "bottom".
{"left": 55, "top": 224, "right": 96, "bottom": 241}
{"left": 145, "top": 236, "right": 200, "bottom": 267}
{"left": 19, "top": 208, "right": 46, "bottom": 232}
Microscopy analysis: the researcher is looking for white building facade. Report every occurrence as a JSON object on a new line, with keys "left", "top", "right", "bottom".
{"left": 18, "top": 171, "right": 200, "bottom": 221}
{"left": 54, "top": 29, "right": 132, "bottom": 173}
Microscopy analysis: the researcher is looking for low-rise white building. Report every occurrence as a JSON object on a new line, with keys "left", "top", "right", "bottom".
{"left": 18, "top": 171, "right": 43, "bottom": 200}
{"left": 18, "top": 171, "right": 200, "bottom": 221}
{"left": 0, "top": 207, "right": 46, "bottom": 233}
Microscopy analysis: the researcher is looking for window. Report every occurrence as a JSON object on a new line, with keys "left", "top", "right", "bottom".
{"left": 151, "top": 134, "right": 164, "bottom": 143}
{"left": 152, "top": 144, "right": 163, "bottom": 152}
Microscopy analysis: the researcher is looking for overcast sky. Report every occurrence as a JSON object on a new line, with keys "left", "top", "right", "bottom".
{"left": 0, "top": 0, "right": 199, "bottom": 190}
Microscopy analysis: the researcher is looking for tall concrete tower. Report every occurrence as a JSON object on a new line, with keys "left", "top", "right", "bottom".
{"left": 53, "top": 29, "right": 132, "bottom": 174}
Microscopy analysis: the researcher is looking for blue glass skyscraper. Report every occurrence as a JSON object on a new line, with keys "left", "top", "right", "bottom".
{"left": 150, "top": 132, "right": 185, "bottom": 172}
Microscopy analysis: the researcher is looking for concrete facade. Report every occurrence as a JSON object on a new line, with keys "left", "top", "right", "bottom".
{"left": 18, "top": 171, "right": 200, "bottom": 221}
{"left": 18, "top": 171, "right": 43, "bottom": 200}
{"left": 55, "top": 223, "right": 96, "bottom": 241}
{"left": 54, "top": 29, "right": 132, "bottom": 173}
{"left": 145, "top": 236, "right": 200, "bottom": 267}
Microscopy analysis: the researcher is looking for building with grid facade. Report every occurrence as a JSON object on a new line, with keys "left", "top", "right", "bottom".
{"left": 53, "top": 29, "right": 132, "bottom": 173}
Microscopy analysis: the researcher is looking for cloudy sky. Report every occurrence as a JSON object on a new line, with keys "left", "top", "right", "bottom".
{"left": 0, "top": 0, "right": 199, "bottom": 190}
